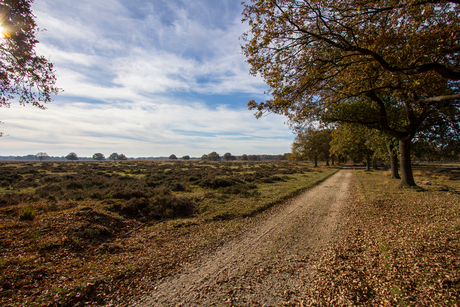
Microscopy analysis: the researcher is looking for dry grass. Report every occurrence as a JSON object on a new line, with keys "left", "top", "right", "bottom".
{"left": 303, "top": 163, "right": 460, "bottom": 306}
{"left": 0, "top": 160, "right": 338, "bottom": 306}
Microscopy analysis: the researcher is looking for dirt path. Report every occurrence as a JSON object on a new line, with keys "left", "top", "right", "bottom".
{"left": 132, "top": 169, "right": 352, "bottom": 306}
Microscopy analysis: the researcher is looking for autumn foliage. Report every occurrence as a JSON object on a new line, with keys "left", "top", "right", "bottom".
{"left": 242, "top": 0, "right": 460, "bottom": 185}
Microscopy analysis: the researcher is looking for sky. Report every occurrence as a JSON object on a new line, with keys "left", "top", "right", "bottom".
{"left": 1, "top": 0, "right": 295, "bottom": 158}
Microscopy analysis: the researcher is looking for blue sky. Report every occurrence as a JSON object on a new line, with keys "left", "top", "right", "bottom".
{"left": 1, "top": 0, "right": 294, "bottom": 158}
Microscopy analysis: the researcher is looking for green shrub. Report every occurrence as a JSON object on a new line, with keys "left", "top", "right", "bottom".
{"left": 18, "top": 207, "right": 35, "bottom": 221}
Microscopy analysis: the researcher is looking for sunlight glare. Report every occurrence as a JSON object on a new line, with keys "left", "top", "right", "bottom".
{"left": 0, "top": 25, "right": 10, "bottom": 38}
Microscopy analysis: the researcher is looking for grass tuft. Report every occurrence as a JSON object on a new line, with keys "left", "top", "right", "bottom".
{"left": 18, "top": 207, "right": 35, "bottom": 221}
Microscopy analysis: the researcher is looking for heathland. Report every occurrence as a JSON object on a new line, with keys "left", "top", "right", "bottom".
{"left": 1, "top": 161, "right": 459, "bottom": 306}
{"left": 0, "top": 160, "right": 336, "bottom": 306}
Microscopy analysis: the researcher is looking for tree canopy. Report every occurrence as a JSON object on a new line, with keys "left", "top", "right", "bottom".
{"left": 207, "top": 152, "right": 221, "bottom": 161}
{"left": 0, "top": 0, "right": 59, "bottom": 109}
{"left": 92, "top": 153, "right": 105, "bottom": 161}
{"left": 35, "top": 152, "right": 48, "bottom": 162}
{"left": 108, "top": 153, "right": 119, "bottom": 161}
{"left": 65, "top": 152, "right": 78, "bottom": 161}
{"left": 291, "top": 127, "right": 332, "bottom": 167}
{"left": 223, "top": 152, "right": 236, "bottom": 161}
{"left": 330, "top": 124, "right": 387, "bottom": 171}
{"left": 242, "top": 0, "right": 460, "bottom": 185}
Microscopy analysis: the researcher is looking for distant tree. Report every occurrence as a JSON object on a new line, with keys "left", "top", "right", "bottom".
{"left": 292, "top": 128, "right": 332, "bottom": 167}
{"left": 241, "top": 154, "right": 248, "bottom": 161}
{"left": 35, "top": 152, "right": 49, "bottom": 162}
{"left": 118, "top": 154, "right": 128, "bottom": 161}
{"left": 201, "top": 154, "right": 208, "bottom": 161}
{"left": 108, "top": 153, "right": 119, "bottom": 161}
{"left": 65, "top": 152, "right": 78, "bottom": 161}
{"left": 0, "top": 0, "right": 60, "bottom": 136}
{"left": 169, "top": 154, "right": 177, "bottom": 160}
{"left": 208, "top": 152, "right": 220, "bottom": 161}
{"left": 330, "top": 125, "right": 375, "bottom": 171}
{"left": 223, "top": 152, "right": 232, "bottom": 162}
{"left": 92, "top": 153, "right": 105, "bottom": 161}
{"left": 182, "top": 155, "right": 190, "bottom": 160}
{"left": 248, "top": 155, "right": 259, "bottom": 161}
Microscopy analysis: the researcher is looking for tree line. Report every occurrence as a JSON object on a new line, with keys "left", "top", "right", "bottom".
{"left": 0, "top": 152, "right": 289, "bottom": 162}
{"left": 290, "top": 124, "right": 459, "bottom": 177}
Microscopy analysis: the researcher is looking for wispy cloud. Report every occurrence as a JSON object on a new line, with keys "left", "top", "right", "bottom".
{"left": 0, "top": 0, "right": 293, "bottom": 157}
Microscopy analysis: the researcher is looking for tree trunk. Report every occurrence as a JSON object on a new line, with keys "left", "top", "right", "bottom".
{"left": 399, "top": 138, "right": 416, "bottom": 186}
{"left": 314, "top": 156, "right": 318, "bottom": 167}
{"left": 372, "top": 159, "right": 378, "bottom": 169}
{"left": 366, "top": 156, "right": 371, "bottom": 171}
{"left": 386, "top": 142, "right": 400, "bottom": 179}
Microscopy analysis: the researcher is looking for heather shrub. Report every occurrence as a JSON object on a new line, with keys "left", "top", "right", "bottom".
{"left": 198, "top": 177, "right": 240, "bottom": 189}
{"left": 18, "top": 207, "right": 35, "bottom": 221}
{"left": 118, "top": 194, "right": 196, "bottom": 220}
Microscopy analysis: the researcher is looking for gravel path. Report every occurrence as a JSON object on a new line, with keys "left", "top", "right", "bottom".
{"left": 132, "top": 169, "right": 352, "bottom": 306}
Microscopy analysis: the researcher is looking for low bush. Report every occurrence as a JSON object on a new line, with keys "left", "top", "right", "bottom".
{"left": 198, "top": 177, "right": 240, "bottom": 189}
{"left": 118, "top": 194, "right": 196, "bottom": 220}
{"left": 18, "top": 207, "right": 35, "bottom": 221}
{"left": 218, "top": 183, "right": 259, "bottom": 197}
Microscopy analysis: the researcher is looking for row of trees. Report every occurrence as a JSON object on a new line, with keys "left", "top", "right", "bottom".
{"left": 31, "top": 152, "right": 290, "bottom": 162}
{"left": 36, "top": 152, "right": 130, "bottom": 161}
{"left": 92, "top": 153, "right": 128, "bottom": 161}
{"left": 199, "top": 152, "right": 287, "bottom": 161}
{"left": 168, "top": 154, "right": 190, "bottom": 160}
{"left": 291, "top": 123, "right": 460, "bottom": 177}
{"left": 242, "top": 0, "right": 460, "bottom": 185}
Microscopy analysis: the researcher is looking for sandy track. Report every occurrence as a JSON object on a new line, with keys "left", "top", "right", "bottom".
{"left": 132, "top": 169, "right": 352, "bottom": 306}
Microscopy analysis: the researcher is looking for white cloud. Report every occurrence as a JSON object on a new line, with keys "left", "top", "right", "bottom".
{"left": 35, "top": 45, "right": 98, "bottom": 67}
{"left": 0, "top": 0, "right": 293, "bottom": 158}
{"left": 1, "top": 100, "right": 293, "bottom": 157}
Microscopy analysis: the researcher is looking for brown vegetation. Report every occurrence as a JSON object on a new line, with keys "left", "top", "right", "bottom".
{"left": 303, "top": 163, "right": 460, "bottom": 305}
{"left": 0, "top": 160, "right": 336, "bottom": 306}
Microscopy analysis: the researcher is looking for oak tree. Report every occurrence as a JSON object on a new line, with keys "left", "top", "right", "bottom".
{"left": 291, "top": 127, "right": 332, "bottom": 167}
{"left": 242, "top": 0, "right": 460, "bottom": 185}
{"left": 65, "top": 152, "right": 78, "bottom": 161}
{"left": 223, "top": 152, "right": 233, "bottom": 161}
{"left": 207, "top": 151, "right": 220, "bottom": 161}
{"left": 92, "top": 153, "right": 105, "bottom": 161}
{"left": 108, "top": 153, "right": 119, "bottom": 161}
{"left": 330, "top": 124, "right": 389, "bottom": 172}
{"left": 35, "top": 151, "right": 48, "bottom": 161}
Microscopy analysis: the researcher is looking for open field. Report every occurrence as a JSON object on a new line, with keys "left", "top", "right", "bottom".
{"left": 2, "top": 161, "right": 459, "bottom": 306}
{"left": 0, "top": 160, "right": 337, "bottom": 306}
{"left": 303, "top": 163, "right": 460, "bottom": 305}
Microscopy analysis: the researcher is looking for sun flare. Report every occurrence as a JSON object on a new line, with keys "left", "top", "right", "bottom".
{"left": 0, "top": 25, "right": 10, "bottom": 37}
